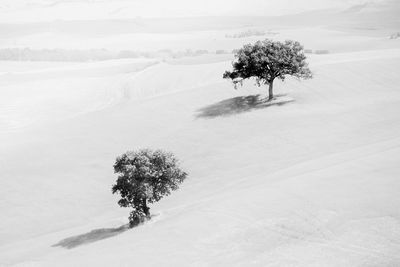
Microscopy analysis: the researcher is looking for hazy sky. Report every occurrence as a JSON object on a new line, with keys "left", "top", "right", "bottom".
{"left": 0, "top": 0, "right": 381, "bottom": 22}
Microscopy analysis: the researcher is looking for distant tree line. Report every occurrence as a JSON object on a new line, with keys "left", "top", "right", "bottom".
{"left": 304, "top": 49, "right": 330, "bottom": 55}
{"left": 389, "top": 32, "right": 400, "bottom": 39}
{"left": 225, "top": 29, "right": 278, "bottom": 39}
{"left": 0, "top": 48, "right": 232, "bottom": 62}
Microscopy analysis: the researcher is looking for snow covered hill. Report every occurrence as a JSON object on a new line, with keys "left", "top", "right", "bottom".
{"left": 1, "top": 47, "right": 400, "bottom": 266}
{"left": 0, "top": 59, "right": 156, "bottom": 132}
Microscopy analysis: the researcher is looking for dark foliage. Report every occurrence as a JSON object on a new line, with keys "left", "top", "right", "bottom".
{"left": 112, "top": 149, "right": 187, "bottom": 227}
{"left": 223, "top": 39, "right": 312, "bottom": 100}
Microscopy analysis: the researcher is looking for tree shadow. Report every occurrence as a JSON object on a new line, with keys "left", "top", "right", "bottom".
{"left": 195, "top": 94, "right": 293, "bottom": 119}
{"left": 52, "top": 224, "right": 130, "bottom": 249}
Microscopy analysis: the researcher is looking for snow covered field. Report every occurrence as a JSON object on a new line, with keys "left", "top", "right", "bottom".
{"left": 1, "top": 1, "right": 400, "bottom": 266}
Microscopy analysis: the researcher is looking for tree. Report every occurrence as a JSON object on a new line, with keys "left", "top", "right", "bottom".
{"left": 112, "top": 149, "right": 188, "bottom": 227}
{"left": 223, "top": 39, "right": 312, "bottom": 100}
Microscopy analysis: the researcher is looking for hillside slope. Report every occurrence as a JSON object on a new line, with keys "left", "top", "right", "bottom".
{"left": 1, "top": 49, "right": 400, "bottom": 266}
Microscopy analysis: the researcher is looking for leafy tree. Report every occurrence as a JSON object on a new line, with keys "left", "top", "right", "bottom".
{"left": 112, "top": 149, "right": 187, "bottom": 227}
{"left": 223, "top": 39, "right": 312, "bottom": 100}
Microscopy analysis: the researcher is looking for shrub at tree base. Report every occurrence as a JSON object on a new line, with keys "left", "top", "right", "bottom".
{"left": 112, "top": 149, "right": 188, "bottom": 227}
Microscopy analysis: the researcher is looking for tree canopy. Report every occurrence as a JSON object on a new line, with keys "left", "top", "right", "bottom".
{"left": 112, "top": 149, "right": 187, "bottom": 226}
{"left": 224, "top": 39, "right": 312, "bottom": 100}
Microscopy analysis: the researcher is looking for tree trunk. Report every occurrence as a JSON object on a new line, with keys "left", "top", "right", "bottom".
{"left": 268, "top": 81, "right": 274, "bottom": 101}
{"left": 142, "top": 198, "right": 150, "bottom": 217}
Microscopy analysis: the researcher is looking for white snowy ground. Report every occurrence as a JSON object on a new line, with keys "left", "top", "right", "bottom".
{"left": 1, "top": 45, "right": 400, "bottom": 266}
{"left": 0, "top": 59, "right": 157, "bottom": 131}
